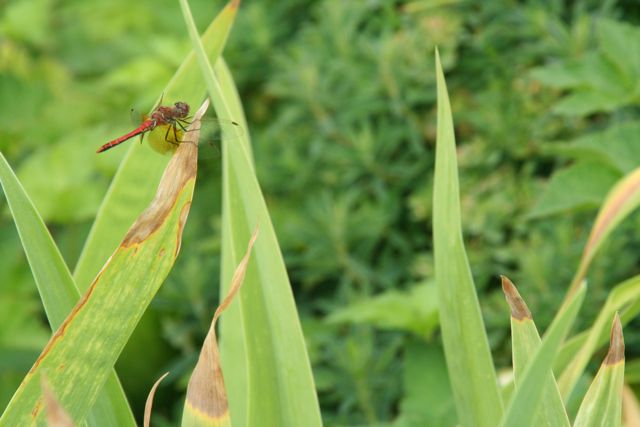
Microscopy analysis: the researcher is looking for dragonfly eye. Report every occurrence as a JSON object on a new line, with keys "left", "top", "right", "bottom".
{"left": 174, "top": 102, "right": 190, "bottom": 117}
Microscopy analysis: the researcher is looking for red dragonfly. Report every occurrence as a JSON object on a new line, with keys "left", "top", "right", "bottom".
{"left": 97, "top": 101, "right": 195, "bottom": 153}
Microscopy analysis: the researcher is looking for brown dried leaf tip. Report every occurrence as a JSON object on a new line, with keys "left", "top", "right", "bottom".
{"left": 41, "top": 377, "right": 75, "bottom": 427}
{"left": 184, "top": 226, "right": 259, "bottom": 420}
{"left": 144, "top": 372, "right": 169, "bottom": 427}
{"left": 604, "top": 313, "right": 625, "bottom": 365}
{"left": 501, "top": 275, "right": 532, "bottom": 321}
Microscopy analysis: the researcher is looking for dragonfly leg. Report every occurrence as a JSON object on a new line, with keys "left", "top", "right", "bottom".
{"left": 177, "top": 120, "right": 189, "bottom": 132}
{"left": 164, "top": 125, "right": 178, "bottom": 146}
{"left": 180, "top": 118, "right": 202, "bottom": 133}
{"left": 173, "top": 124, "right": 180, "bottom": 144}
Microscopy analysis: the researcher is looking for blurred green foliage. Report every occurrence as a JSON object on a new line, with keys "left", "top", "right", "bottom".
{"left": 2, "top": 0, "right": 640, "bottom": 425}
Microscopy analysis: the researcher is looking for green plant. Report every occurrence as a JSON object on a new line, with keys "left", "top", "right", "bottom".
{"left": 2, "top": 1, "right": 640, "bottom": 425}
{"left": 432, "top": 49, "right": 629, "bottom": 426}
{"left": 0, "top": 1, "right": 321, "bottom": 425}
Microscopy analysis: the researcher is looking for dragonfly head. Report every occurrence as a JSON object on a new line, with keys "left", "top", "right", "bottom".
{"left": 174, "top": 102, "right": 190, "bottom": 118}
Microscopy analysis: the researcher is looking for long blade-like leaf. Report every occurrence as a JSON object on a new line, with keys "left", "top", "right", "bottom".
{"left": 219, "top": 72, "right": 322, "bottom": 426}
{"left": 181, "top": 0, "right": 321, "bottom": 426}
{"left": 176, "top": 3, "right": 322, "bottom": 420}
{"left": 500, "top": 284, "right": 586, "bottom": 427}
{"left": 566, "top": 167, "right": 640, "bottom": 298}
{"left": 573, "top": 314, "right": 624, "bottom": 427}
{"left": 433, "top": 48, "right": 503, "bottom": 427}
{"left": 0, "top": 104, "right": 205, "bottom": 425}
{"left": 0, "top": 153, "right": 136, "bottom": 427}
{"left": 502, "top": 277, "right": 569, "bottom": 427}
{"left": 558, "top": 274, "right": 640, "bottom": 399}
{"left": 182, "top": 227, "right": 258, "bottom": 427}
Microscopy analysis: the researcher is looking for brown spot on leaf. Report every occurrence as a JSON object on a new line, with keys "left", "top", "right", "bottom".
{"left": 605, "top": 313, "right": 625, "bottom": 365}
{"left": 174, "top": 202, "right": 192, "bottom": 257}
{"left": 30, "top": 278, "right": 100, "bottom": 373}
{"left": 42, "top": 378, "right": 74, "bottom": 427}
{"left": 501, "top": 275, "right": 532, "bottom": 321}
{"left": 31, "top": 399, "right": 43, "bottom": 419}
{"left": 158, "top": 248, "right": 166, "bottom": 258}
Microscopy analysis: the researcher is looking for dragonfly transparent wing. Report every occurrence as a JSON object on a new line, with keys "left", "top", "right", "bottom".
{"left": 182, "top": 117, "right": 244, "bottom": 158}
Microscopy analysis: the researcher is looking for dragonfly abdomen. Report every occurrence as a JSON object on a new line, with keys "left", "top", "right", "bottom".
{"left": 96, "top": 120, "right": 156, "bottom": 153}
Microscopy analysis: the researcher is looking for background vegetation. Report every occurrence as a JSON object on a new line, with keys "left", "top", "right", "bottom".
{"left": 1, "top": 0, "right": 640, "bottom": 425}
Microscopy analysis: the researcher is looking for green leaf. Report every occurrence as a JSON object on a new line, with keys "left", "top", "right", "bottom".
{"left": 217, "top": 72, "right": 323, "bottom": 420}
{"left": 212, "top": 62, "right": 323, "bottom": 427}
{"left": 0, "top": 114, "right": 201, "bottom": 425}
{"left": 530, "top": 61, "right": 587, "bottom": 89}
{"left": 573, "top": 315, "right": 624, "bottom": 427}
{"left": 394, "top": 341, "right": 457, "bottom": 427}
{"left": 532, "top": 46, "right": 635, "bottom": 116}
{"left": 0, "top": 152, "right": 135, "bottom": 427}
{"left": 597, "top": 18, "right": 640, "bottom": 81}
{"left": 553, "top": 90, "right": 625, "bottom": 116}
{"left": 177, "top": 1, "right": 322, "bottom": 424}
{"left": 528, "top": 161, "right": 621, "bottom": 218}
{"left": 327, "top": 281, "right": 439, "bottom": 337}
{"left": 555, "top": 275, "right": 640, "bottom": 381}
{"left": 500, "top": 284, "right": 586, "bottom": 427}
{"left": 501, "top": 277, "right": 569, "bottom": 427}
{"left": 547, "top": 121, "right": 640, "bottom": 174}
{"left": 433, "top": 48, "right": 503, "bottom": 427}
{"left": 558, "top": 275, "right": 640, "bottom": 400}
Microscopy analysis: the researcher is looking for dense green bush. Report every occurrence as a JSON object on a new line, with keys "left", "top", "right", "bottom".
{"left": 2, "top": 0, "right": 640, "bottom": 425}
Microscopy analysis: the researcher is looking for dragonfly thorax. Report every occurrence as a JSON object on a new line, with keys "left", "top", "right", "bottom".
{"left": 150, "top": 102, "right": 190, "bottom": 126}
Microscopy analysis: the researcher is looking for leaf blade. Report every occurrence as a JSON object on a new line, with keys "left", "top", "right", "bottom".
{"left": 0, "top": 153, "right": 136, "bottom": 427}
{"left": 500, "top": 284, "right": 586, "bottom": 427}
{"left": 433, "top": 49, "right": 503, "bottom": 427}
{"left": 0, "top": 106, "right": 203, "bottom": 425}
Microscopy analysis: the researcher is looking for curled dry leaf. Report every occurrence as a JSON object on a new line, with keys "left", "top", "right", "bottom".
{"left": 144, "top": 372, "right": 170, "bottom": 427}
{"left": 182, "top": 226, "right": 259, "bottom": 425}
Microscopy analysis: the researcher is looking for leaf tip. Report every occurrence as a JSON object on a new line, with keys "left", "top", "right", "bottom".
{"left": 434, "top": 47, "right": 442, "bottom": 77}
{"left": 605, "top": 312, "right": 624, "bottom": 365}
{"left": 144, "top": 372, "right": 170, "bottom": 427}
{"left": 501, "top": 275, "right": 532, "bottom": 321}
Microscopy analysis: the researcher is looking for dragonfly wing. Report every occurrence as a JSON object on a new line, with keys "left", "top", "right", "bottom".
{"left": 174, "top": 118, "right": 242, "bottom": 159}
{"left": 186, "top": 118, "right": 243, "bottom": 142}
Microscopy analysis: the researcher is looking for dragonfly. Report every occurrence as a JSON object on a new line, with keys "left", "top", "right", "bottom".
{"left": 97, "top": 101, "right": 240, "bottom": 154}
